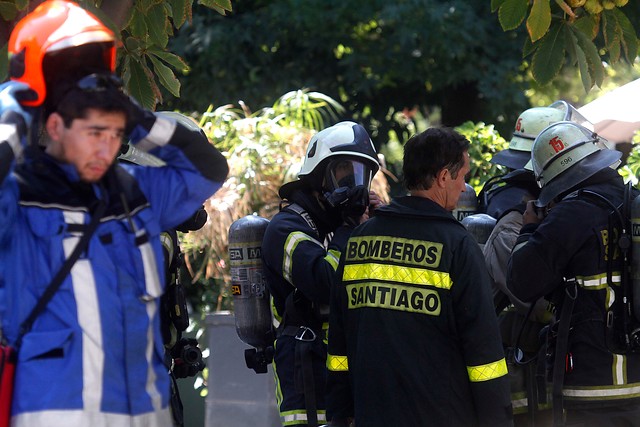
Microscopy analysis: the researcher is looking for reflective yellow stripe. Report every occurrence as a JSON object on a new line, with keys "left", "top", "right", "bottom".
{"left": 283, "top": 231, "right": 323, "bottom": 284}
{"left": 467, "top": 358, "right": 508, "bottom": 382}
{"left": 325, "top": 249, "right": 340, "bottom": 270}
{"left": 327, "top": 354, "right": 349, "bottom": 371}
{"left": 343, "top": 263, "right": 452, "bottom": 289}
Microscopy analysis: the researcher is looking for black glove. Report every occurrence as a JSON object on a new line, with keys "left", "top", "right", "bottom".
{"left": 176, "top": 206, "right": 208, "bottom": 232}
{"left": 126, "top": 96, "right": 157, "bottom": 138}
{"left": 341, "top": 186, "right": 369, "bottom": 227}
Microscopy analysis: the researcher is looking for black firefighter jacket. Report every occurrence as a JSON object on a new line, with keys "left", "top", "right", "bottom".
{"left": 507, "top": 169, "right": 640, "bottom": 408}
{"left": 326, "top": 196, "right": 513, "bottom": 427}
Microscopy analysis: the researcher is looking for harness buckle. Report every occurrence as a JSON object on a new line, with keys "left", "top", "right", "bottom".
{"left": 295, "top": 326, "right": 316, "bottom": 342}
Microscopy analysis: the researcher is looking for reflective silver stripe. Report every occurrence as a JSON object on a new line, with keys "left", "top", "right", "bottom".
{"left": 144, "top": 299, "right": 163, "bottom": 411}
{"left": 63, "top": 210, "right": 104, "bottom": 412}
{"left": 135, "top": 116, "right": 176, "bottom": 152}
{"left": 138, "top": 230, "right": 163, "bottom": 299}
{"left": 0, "top": 123, "right": 22, "bottom": 159}
{"left": 12, "top": 408, "right": 172, "bottom": 427}
{"left": 160, "top": 232, "right": 174, "bottom": 263}
{"left": 281, "top": 411, "right": 327, "bottom": 424}
{"left": 136, "top": 230, "right": 163, "bottom": 410}
{"left": 512, "top": 397, "right": 528, "bottom": 409}
{"left": 283, "top": 231, "right": 323, "bottom": 285}
{"left": 576, "top": 273, "right": 621, "bottom": 290}
{"left": 614, "top": 353, "right": 626, "bottom": 385}
{"left": 563, "top": 383, "right": 640, "bottom": 399}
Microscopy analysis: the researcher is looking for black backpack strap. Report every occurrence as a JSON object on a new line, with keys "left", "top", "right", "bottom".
{"left": 552, "top": 279, "right": 578, "bottom": 427}
{"left": 282, "top": 202, "right": 319, "bottom": 237}
{"left": 16, "top": 201, "right": 106, "bottom": 348}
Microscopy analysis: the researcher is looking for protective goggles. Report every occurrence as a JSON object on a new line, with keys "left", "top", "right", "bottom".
{"left": 76, "top": 73, "right": 123, "bottom": 92}
{"left": 323, "top": 157, "right": 374, "bottom": 192}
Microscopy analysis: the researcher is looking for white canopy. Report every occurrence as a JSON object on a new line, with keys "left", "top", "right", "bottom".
{"left": 578, "top": 78, "right": 640, "bottom": 144}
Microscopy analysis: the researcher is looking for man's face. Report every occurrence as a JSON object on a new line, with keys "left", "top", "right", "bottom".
{"left": 445, "top": 150, "right": 471, "bottom": 211}
{"left": 46, "top": 109, "right": 126, "bottom": 183}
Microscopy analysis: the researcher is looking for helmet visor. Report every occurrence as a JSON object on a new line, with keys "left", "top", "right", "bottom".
{"left": 549, "top": 100, "right": 594, "bottom": 131}
{"left": 324, "top": 158, "right": 374, "bottom": 192}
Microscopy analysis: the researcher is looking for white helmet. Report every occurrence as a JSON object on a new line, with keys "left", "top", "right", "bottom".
{"left": 491, "top": 101, "right": 591, "bottom": 170}
{"left": 279, "top": 121, "right": 379, "bottom": 198}
{"left": 531, "top": 121, "right": 621, "bottom": 206}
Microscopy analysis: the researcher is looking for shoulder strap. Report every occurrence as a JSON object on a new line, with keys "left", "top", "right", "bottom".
{"left": 16, "top": 201, "right": 106, "bottom": 348}
{"left": 282, "top": 202, "right": 319, "bottom": 237}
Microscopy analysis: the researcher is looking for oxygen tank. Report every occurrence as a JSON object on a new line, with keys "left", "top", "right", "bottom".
{"left": 228, "top": 215, "right": 274, "bottom": 373}
{"left": 452, "top": 183, "right": 478, "bottom": 221}
{"left": 461, "top": 213, "right": 497, "bottom": 250}
{"left": 631, "top": 194, "right": 640, "bottom": 324}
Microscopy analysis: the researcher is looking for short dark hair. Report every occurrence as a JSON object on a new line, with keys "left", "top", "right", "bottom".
{"left": 53, "top": 85, "right": 132, "bottom": 129}
{"left": 402, "top": 127, "right": 470, "bottom": 191}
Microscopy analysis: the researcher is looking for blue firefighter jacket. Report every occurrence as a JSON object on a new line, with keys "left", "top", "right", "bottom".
{"left": 0, "top": 114, "right": 228, "bottom": 426}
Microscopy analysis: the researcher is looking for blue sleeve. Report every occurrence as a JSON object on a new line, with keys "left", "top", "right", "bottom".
{"left": 124, "top": 115, "right": 229, "bottom": 231}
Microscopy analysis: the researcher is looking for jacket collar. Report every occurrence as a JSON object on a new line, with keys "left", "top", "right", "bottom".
{"left": 376, "top": 195, "right": 463, "bottom": 225}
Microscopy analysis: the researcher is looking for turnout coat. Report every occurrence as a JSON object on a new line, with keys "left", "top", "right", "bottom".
{"left": 0, "top": 113, "right": 228, "bottom": 426}
{"left": 327, "top": 196, "right": 512, "bottom": 427}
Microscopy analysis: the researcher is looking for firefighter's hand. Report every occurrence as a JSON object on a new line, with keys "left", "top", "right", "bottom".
{"left": 523, "top": 200, "right": 545, "bottom": 225}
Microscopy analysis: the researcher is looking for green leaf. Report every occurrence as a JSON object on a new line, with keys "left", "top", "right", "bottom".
{"left": 0, "top": 43, "right": 7, "bottom": 82}
{"left": 526, "top": 0, "right": 551, "bottom": 42}
{"left": 124, "top": 56, "right": 156, "bottom": 110}
{"left": 571, "top": 26, "right": 605, "bottom": 88}
{"left": 491, "top": 0, "right": 507, "bottom": 13}
{"left": 569, "top": 30, "right": 592, "bottom": 92}
{"left": 523, "top": 36, "right": 535, "bottom": 58}
{"left": 612, "top": 8, "right": 639, "bottom": 64}
{"left": 0, "top": 2, "right": 18, "bottom": 20}
{"left": 168, "top": 0, "right": 189, "bottom": 28}
{"left": 146, "top": 3, "right": 169, "bottom": 48}
{"left": 149, "top": 54, "right": 181, "bottom": 97}
{"left": 498, "top": 0, "right": 529, "bottom": 31}
{"left": 531, "top": 23, "right": 565, "bottom": 86}
{"left": 601, "top": 11, "right": 618, "bottom": 50}
{"left": 129, "top": 9, "right": 149, "bottom": 39}
{"left": 573, "top": 15, "right": 598, "bottom": 40}
{"left": 564, "top": 27, "right": 578, "bottom": 65}
{"left": 199, "top": 0, "right": 232, "bottom": 13}
{"left": 148, "top": 48, "right": 189, "bottom": 71}
{"left": 138, "top": 0, "right": 163, "bottom": 12}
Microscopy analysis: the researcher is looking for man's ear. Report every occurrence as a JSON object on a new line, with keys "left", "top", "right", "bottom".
{"left": 45, "top": 113, "right": 65, "bottom": 142}
{"left": 435, "top": 168, "right": 448, "bottom": 188}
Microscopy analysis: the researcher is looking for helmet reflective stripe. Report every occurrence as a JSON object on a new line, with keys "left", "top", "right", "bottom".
{"left": 298, "top": 121, "right": 379, "bottom": 179}
{"left": 8, "top": 0, "right": 116, "bottom": 107}
{"left": 532, "top": 122, "right": 602, "bottom": 187}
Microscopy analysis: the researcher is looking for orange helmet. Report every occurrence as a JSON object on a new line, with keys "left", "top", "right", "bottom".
{"left": 8, "top": 0, "right": 116, "bottom": 107}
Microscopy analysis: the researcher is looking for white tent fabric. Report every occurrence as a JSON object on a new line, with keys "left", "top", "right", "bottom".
{"left": 578, "top": 78, "right": 640, "bottom": 144}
